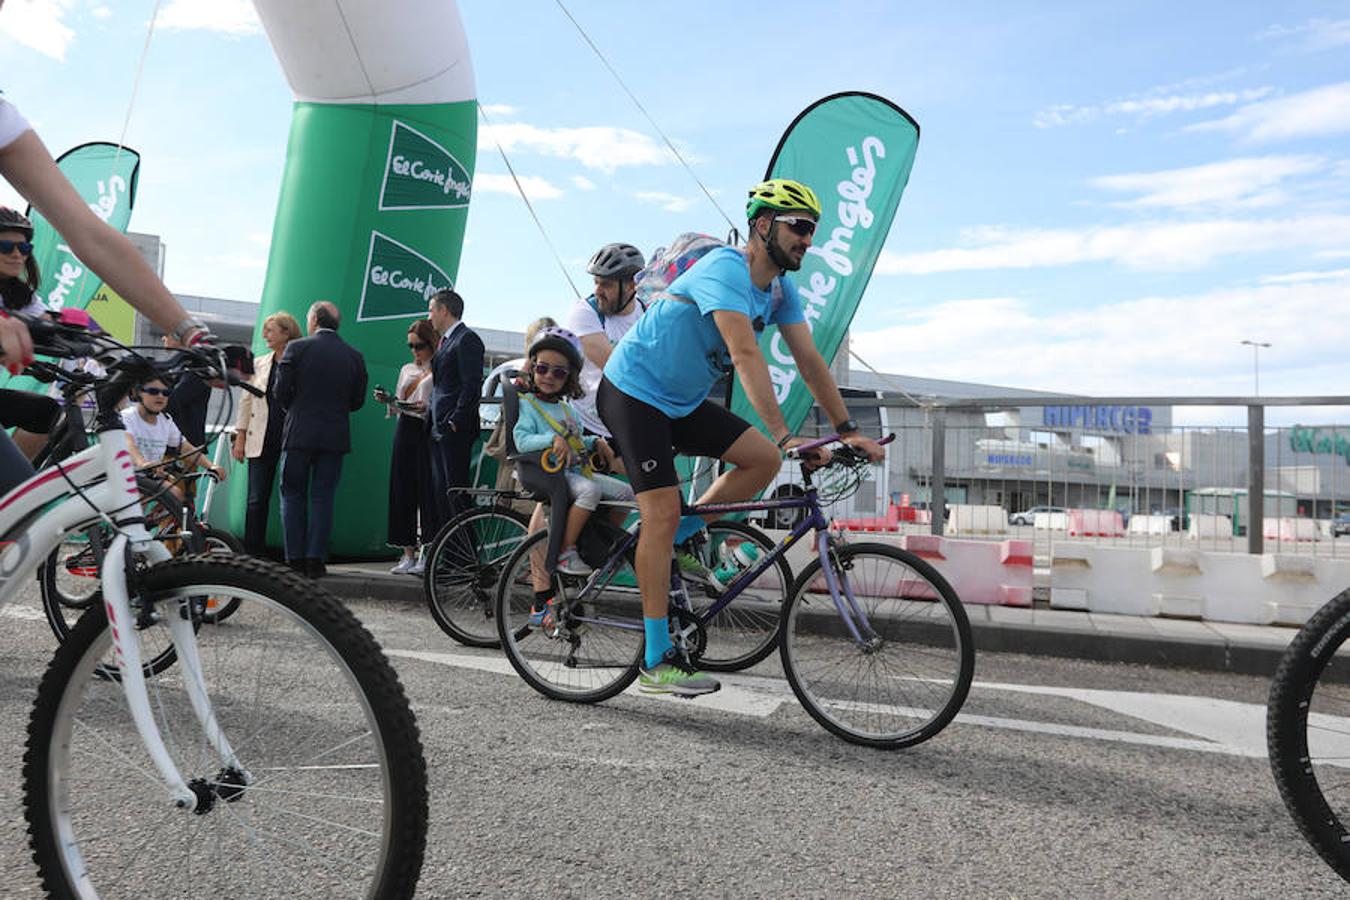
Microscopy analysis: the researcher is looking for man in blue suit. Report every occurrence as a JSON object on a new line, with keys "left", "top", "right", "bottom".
{"left": 426, "top": 288, "right": 484, "bottom": 530}
{"left": 273, "top": 300, "right": 368, "bottom": 578}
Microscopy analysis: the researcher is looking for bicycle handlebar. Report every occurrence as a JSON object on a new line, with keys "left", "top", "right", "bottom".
{"left": 787, "top": 431, "right": 895, "bottom": 458}
{"left": 14, "top": 311, "right": 255, "bottom": 397}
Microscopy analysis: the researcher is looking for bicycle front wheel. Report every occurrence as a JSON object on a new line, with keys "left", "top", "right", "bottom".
{"left": 496, "top": 529, "right": 643, "bottom": 703}
{"left": 23, "top": 555, "right": 428, "bottom": 900}
{"left": 424, "top": 504, "right": 531, "bottom": 647}
{"left": 1268, "top": 587, "right": 1350, "bottom": 882}
{"left": 780, "top": 542, "right": 974, "bottom": 749}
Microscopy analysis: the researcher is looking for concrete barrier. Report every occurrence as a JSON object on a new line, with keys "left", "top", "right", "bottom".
{"left": 1033, "top": 511, "right": 1070, "bottom": 531}
{"left": 1049, "top": 541, "right": 1350, "bottom": 625}
{"left": 1262, "top": 517, "right": 1322, "bottom": 543}
{"left": 1187, "top": 514, "right": 1232, "bottom": 540}
{"left": 789, "top": 531, "right": 1033, "bottom": 607}
{"left": 945, "top": 504, "right": 1009, "bottom": 536}
{"left": 1127, "top": 515, "right": 1173, "bottom": 536}
{"left": 1067, "top": 508, "right": 1125, "bottom": 537}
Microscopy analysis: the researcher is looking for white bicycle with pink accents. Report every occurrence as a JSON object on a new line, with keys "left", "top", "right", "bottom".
{"left": 4, "top": 316, "right": 426, "bottom": 899}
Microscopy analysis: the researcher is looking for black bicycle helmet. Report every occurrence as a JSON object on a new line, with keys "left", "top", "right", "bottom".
{"left": 0, "top": 206, "right": 34, "bottom": 239}
{"left": 586, "top": 242, "right": 645, "bottom": 279}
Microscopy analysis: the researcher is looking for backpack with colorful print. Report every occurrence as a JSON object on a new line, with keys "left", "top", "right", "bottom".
{"left": 634, "top": 232, "right": 784, "bottom": 327}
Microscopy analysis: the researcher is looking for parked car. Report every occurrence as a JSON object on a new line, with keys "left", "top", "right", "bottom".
{"left": 1009, "top": 505, "right": 1066, "bottom": 526}
{"left": 1332, "top": 514, "right": 1350, "bottom": 538}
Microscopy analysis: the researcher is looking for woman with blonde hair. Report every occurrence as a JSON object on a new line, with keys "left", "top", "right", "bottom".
{"left": 231, "top": 311, "right": 302, "bottom": 555}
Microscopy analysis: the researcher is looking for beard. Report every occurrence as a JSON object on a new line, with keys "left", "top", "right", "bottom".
{"left": 769, "top": 233, "right": 805, "bottom": 271}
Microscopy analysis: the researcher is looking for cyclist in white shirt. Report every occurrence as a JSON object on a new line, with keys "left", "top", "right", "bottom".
{"left": 562, "top": 242, "right": 647, "bottom": 451}
{"left": 121, "top": 376, "right": 226, "bottom": 496}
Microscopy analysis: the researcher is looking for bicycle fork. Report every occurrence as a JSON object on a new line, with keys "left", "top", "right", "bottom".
{"left": 102, "top": 529, "right": 251, "bottom": 812}
{"left": 816, "top": 530, "right": 880, "bottom": 649}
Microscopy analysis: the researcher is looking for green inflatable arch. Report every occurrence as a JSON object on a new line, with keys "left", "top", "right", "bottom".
{"left": 225, "top": 0, "right": 477, "bottom": 556}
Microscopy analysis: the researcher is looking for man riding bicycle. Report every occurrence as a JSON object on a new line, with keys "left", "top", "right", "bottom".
{"left": 597, "top": 178, "right": 884, "bottom": 697}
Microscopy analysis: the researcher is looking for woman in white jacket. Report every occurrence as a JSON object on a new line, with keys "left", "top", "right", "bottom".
{"left": 231, "top": 312, "right": 302, "bottom": 555}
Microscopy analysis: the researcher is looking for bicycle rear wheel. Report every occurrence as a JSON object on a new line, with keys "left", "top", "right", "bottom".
{"left": 780, "top": 542, "right": 974, "bottom": 749}
{"left": 682, "top": 520, "right": 790, "bottom": 672}
{"left": 424, "top": 504, "right": 531, "bottom": 647}
{"left": 198, "top": 526, "right": 245, "bottom": 623}
{"left": 40, "top": 515, "right": 187, "bottom": 679}
{"left": 1268, "top": 587, "right": 1350, "bottom": 882}
{"left": 496, "top": 529, "right": 642, "bottom": 703}
{"left": 23, "top": 555, "right": 428, "bottom": 899}
{"left": 42, "top": 475, "right": 187, "bottom": 645}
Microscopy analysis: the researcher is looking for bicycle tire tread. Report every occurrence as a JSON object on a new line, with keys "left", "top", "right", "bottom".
{"left": 1267, "top": 586, "right": 1350, "bottom": 882}
{"left": 23, "top": 554, "right": 429, "bottom": 899}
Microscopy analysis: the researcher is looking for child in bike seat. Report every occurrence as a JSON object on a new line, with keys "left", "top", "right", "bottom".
{"left": 121, "top": 376, "right": 226, "bottom": 503}
{"left": 513, "top": 327, "right": 633, "bottom": 586}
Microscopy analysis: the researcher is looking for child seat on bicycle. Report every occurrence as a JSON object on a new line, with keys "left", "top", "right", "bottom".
{"left": 507, "top": 328, "right": 632, "bottom": 576}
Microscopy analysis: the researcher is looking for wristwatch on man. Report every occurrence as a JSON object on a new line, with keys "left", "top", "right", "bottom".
{"left": 834, "top": 418, "right": 859, "bottom": 436}
{"left": 172, "top": 315, "right": 208, "bottom": 345}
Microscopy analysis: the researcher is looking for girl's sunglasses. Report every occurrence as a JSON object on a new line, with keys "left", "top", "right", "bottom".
{"left": 0, "top": 239, "right": 34, "bottom": 257}
{"left": 532, "top": 362, "right": 571, "bottom": 379}
{"left": 408, "top": 341, "right": 429, "bottom": 351}
{"left": 773, "top": 215, "right": 817, "bottom": 237}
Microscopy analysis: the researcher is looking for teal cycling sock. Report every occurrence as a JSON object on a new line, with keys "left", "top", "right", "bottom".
{"left": 644, "top": 617, "right": 673, "bottom": 669}
{"left": 672, "top": 514, "right": 706, "bottom": 546}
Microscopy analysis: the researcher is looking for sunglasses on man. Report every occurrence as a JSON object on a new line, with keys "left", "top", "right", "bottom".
{"left": 0, "top": 239, "right": 34, "bottom": 257}
{"left": 773, "top": 215, "right": 817, "bottom": 237}
{"left": 139, "top": 386, "right": 171, "bottom": 397}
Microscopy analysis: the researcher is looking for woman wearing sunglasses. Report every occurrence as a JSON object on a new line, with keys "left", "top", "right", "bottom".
{"left": 383, "top": 318, "right": 440, "bottom": 574}
{"left": 0, "top": 206, "right": 61, "bottom": 455}
{"left": 231, "top": 311, "right": 303, "bottom": 556}
{"left": 0, "top": 85, "right": 211, "bottom": 496}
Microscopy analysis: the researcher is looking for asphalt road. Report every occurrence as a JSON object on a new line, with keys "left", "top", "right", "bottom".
{"left": 1, "top": 581, "right": 1343, "bottom": 899}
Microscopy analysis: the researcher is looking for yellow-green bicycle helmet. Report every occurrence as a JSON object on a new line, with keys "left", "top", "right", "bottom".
{"left": 745, "top": 178, "right": 822, "bottom": 222}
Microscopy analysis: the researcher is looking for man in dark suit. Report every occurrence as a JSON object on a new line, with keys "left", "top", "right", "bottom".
{"left": 426, "top": 288, "right": 484, "bottom": 529}
{"left": 273, "top": 300, "right": 368, "bottom": 578}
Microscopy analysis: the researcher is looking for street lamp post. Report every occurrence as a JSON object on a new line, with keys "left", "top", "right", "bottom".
{"left": 1240, "top": 339, "right": 1271, "bottom": 396}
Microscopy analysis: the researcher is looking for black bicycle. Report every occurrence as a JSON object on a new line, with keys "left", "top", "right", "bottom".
{"left": 1268, "top": 587, "right": 1350, "bottom": 882}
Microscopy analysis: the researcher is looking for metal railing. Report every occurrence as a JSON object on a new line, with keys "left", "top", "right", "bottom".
{"left": 759, "top": 394, "right": 1350, "bottom": 558}
{"left": 925, "top": 395, "right": 1350, "bottom": 555}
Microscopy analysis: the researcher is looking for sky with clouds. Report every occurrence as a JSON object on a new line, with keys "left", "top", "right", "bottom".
{"left": 1, "top": 0, "right": 1347, "bottom": 425}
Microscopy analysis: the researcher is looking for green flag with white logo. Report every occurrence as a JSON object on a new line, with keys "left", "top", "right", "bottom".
{"left": 0, "top": 142, "right": 140, "bottom": 395}
{"left": 29, "top": 141, "right": 141, "bottom": 312}
{"left": 730, "top": 92, "right": 919, "bottom": 437}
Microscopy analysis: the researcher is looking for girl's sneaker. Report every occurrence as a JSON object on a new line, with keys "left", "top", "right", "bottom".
{"left": 557, "top": 547, "right": 593, "bottom": 575}
{"left": 389, "top": 556, "right": 416, "bottom": 575}
{"left": 710, "top": 541, "right": 762, "bottom": 591}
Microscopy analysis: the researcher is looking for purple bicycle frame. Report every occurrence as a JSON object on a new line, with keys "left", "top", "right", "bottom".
{"left": 578, "top": 433, "right": 894, "bottom": 643}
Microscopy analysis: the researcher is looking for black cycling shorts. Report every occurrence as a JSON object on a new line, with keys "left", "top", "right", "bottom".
{"left": 596, "top": 375, "right": 750, "bottom": 494}
{"left": 0, "top": 388, "right": 60, "bottom": 432}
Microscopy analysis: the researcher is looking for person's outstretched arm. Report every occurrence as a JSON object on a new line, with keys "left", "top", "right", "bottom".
{"left": 0, "top": 130, "right": 195, "bottom": 336}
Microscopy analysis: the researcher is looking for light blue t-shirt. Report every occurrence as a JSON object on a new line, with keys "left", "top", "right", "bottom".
{"left": 603, "top": 247, "right": 805, "bottom": 417}
{"left": 513, "top": 393, "right": 596, "bottom": 461}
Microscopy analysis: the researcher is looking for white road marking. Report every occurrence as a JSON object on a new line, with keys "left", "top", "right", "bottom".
{"left": 387, "top": 647, "right": 1350, "bottom": 762}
